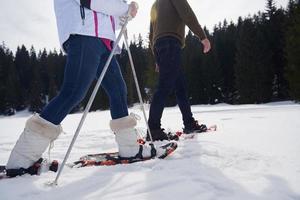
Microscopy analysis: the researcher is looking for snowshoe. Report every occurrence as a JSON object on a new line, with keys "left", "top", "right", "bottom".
{"left": 70, "top": 142, "right": 177, "bottom": 168}
{"left": 177, "top": 124, "right": 217, "bottom": 139}
{"left": 184, "top": 120, "right": 213, "bottom": 134}
{"left": 0, "top": 158, "right": 58, "bottom": 179}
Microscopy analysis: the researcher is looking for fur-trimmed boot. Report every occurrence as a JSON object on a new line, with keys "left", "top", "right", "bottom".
{"left": 6, "top": 114, "right": 62, "bottom": 171}
{"left": 110, "top": 114, "right": 163, "bottom": 159}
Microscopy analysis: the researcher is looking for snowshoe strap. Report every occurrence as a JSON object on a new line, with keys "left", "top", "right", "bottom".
{"left": 0, "top": 166, "right": 6, "bottom": 173}
{"left": 135, "top": 145, "right": 144, "bottom": 159}
{"left": 106, "top": 154, "right": 122, "bottom": 164}
{"left": 49, "top": 160, "right": 59, "bottom": 172}
{"left": 134, "top": 144, "right": 157, "bottom": 160}
{"left": 198, "top": 124, "right": 208, "bottom": 132}
{"left": 150, "top": 143, "right": 157, "bottom": 158}
{"left": 167, "top": 132, "right": 179, "bottom": 141}
{"left": 6, "top": 158, "right": 58, "bottom": 177}
{"left": 6, "top": 158, "right": 43, "bottom": 177}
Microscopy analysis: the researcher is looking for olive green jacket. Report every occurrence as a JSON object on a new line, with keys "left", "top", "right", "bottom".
{"left": 149, "top": 0, "right": 207, "bottom": 50}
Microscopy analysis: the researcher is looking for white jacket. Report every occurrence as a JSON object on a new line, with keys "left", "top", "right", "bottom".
{"left": 53, "top": 0, "right": 129, "bottom": 51}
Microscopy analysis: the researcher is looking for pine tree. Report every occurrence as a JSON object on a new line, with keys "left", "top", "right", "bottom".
{"left": 144, "top": 46, "right": 158, "bottom": 103}
{"left": 46, "top": 51, "right": 59, "bottom": 100}
{"left": 183, "top": 31, "right": 206, "bottom": 104}
{"left": 201, "top": 31, "right": 224, "bottom": 104}
{"left": 0, "top": 44, "right": 21, "bottom": 115}
{"left": 235, "top": 17, "right": 273, "bottom": 103}
{"left": 125, "top": 60, "right": 135, "bottom": 107}
{"left": 213, "top": 21, "right": 238, "bottom": 103}
{"left": 0, "top": 44, "right": 7, "bottom": 113}
{"left": 4, "top": 49, "right": 20, "bottom": 114}
{"left": 265, "top": 0, "right": 277, "bottom": 19}
{"left": 264, "top": 0, "right": 289, "bottom": 100}
{"left": 117, "top": 44, "right": 134, "bottom": 106}
{"left": 38, "top": 49, "right": 50, "bottom": 105}
{"left": 56, "top": 51, "right": 66, "bottom": 89}
{"left": 29, "top": 47, "right": 43, "bottom": 112}
{"left": 286, "top": 1, "right": 300, "bottom": 101}
{"left": 182, "top": 29, "right": 224, "bottom": 105}
{"left": 15, "top": 45, "right": 31, "bottom": 109}
{"left": 127, "top": 36, "right": 148, "bottom": 104}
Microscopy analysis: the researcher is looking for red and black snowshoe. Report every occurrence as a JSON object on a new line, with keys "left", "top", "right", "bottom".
{"left": 70, "top": 142, "right": 177, "bottom": 168}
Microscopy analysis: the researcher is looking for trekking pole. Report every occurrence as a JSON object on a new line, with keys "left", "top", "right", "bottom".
{"left": 123, "top": 30, "right": 154, "bottom": 143}
{"left": 51, "top": 18, "right": 130, "bottom": 186}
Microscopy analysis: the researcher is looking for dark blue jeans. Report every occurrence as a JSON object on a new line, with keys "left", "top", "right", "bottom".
{"left": 40, "top": 35, "right": 128, "bottom": 125}
{"left": 148, "top": 36, "right": 194, "bottom": 130}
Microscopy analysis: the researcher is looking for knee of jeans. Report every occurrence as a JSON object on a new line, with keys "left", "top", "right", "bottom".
{"left": 109, "top": 84, "right": 127, "bottom": 102}
{"left": 105, "top": 75, "right": 127, "bottom": 97}
{"left": 59, "top": 85, "right": 87, "bottom": 105}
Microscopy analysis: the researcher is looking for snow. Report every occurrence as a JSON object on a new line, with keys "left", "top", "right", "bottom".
{"left": 0, "top": 102, "right": 300, "bottom": 200}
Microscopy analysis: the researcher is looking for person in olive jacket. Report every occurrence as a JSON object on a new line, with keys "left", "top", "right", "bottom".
{"left": 147, "top": 0, "right": 212, "bottom": 141}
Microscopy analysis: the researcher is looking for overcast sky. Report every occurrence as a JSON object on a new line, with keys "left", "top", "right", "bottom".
{"left": 0, "top": 0, "right": 289, "bottom": 52}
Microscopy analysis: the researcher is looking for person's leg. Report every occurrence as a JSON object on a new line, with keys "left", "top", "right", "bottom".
{"left": 174, "top": 67, "right": 194, "bottom": 127}
{"left": 40, "top": 35, "right": 105, "bottom": 125}
{"left": 6, "top": 114, "right": 62, "bottom": 173}
{"left": 6, "top": 35, "right": 106, "bottom": 172}
{"left": 97, "top": 53, "right": 128, "bottom": 119}
{"left": 173, "top": 52, "right": 207, "bottom": 134}
{"left": 148, "top": 37, "right": 182, "bottom": 131}
{"left": 97, "top": 51, "right": 163, "bottom": 158}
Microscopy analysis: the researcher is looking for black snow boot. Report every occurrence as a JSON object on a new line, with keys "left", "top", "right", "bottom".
{"left": 6, "top": 158, "right": 58, "bottom": 177}
{"left": 146, "top": 129, "right": 179, "bottom": 141}
{"left": 183, "top": 120, "right": 208, "bottom": 134}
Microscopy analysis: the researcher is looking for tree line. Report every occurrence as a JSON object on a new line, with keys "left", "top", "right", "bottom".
{"left": 0, "top": 0, "right": 299, "bottom": 116}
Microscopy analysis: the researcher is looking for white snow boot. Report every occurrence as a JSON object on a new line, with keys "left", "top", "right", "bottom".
{"left": 6, "top": 114, "right": 62, "bottom": 170}
{"left": 110, "top": 114, "right": 163, "bottom": 159}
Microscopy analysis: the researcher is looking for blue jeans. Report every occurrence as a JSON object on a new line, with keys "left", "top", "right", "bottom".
{"left": 148, "top": 36, "right": 194, "bottom": 130}
{"left": 40, "top": 35, "right": 128, "bottom": 125}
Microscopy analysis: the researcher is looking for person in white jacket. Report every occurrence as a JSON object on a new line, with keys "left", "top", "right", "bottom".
{"left": 6, "top": 0, "right": 165, "bottom": 177}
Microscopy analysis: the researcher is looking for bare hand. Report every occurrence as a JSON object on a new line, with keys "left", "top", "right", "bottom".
{"left": 120, "top": 1, "right": 138, "bottom": 26}
{"left": 201, "top": 38, "right": 211, "bottom": 54}
{"left": 128, "top": 1, "right": 139, "bottom": 18}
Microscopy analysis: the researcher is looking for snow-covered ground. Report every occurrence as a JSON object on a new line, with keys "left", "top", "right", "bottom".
{"left": 0, "top": 102, "right": 299, "bottom": 200}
